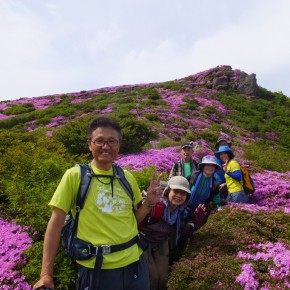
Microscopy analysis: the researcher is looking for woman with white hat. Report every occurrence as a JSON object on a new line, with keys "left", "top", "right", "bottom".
{"left": 139, "top": 176, "right": 206, "bottom": 290}
{"left": 187, "top": 155, "right": 222, "bottom": 213}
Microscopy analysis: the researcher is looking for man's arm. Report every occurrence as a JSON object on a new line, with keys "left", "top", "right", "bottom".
{"left": 33, "top": 207, "right": 66, "bottom": 290}
{"left": 134, "top": 200, "right": 152, "bottom": 225}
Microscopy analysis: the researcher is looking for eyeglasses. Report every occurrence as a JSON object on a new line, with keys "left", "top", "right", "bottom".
{"left": 92, "top": 139, "right": 119, "bottom": 147}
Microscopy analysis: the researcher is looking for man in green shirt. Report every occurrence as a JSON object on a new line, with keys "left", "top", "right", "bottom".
{"left": 33, "top": 116, "right": 162, "bottom": 290}
{"left": 168, "top": 143, "right": 198, "bottom": 180}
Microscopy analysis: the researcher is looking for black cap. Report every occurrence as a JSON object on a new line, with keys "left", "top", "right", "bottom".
{"left": 181, "top": 143, "right": 193, "bottom": 149}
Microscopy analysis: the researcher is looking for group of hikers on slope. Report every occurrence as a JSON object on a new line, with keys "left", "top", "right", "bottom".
{"left": 33, "top": 116, "right": 249, "bottom": 290}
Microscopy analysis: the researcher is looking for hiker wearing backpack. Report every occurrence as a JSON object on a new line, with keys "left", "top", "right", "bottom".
{"left": 214, "top": 146, "right": 249, "bottom": 203}
{"left": 33, "top": 116, "right": 163, "bottom": 290}
{"left": 138, "top": 176, "right": 207, "bottom": 290}
{"left": 168, "top": 142, "right": 198, "bottom": 180}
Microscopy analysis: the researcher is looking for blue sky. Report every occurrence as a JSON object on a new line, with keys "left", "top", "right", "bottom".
{"left": 1, "top": 0, "right": 290, "bottom": 101}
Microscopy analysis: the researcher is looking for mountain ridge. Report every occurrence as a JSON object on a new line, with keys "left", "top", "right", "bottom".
{"left": 0, "top": 65, "right": 289, "bottom": 172}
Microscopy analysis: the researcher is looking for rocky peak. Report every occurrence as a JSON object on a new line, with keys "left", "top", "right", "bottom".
{"left": 209, "top": 65, "right": 259, "bottom": 96}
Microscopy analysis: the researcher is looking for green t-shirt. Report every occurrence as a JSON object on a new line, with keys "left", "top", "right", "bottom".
{"left": 184, "top": 162, "right": 191, "bottom": 177}
{"left": 49, "top": 164, "right": 143, "bottom": 269}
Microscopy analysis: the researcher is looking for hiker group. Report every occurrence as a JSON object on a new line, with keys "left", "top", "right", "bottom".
{"left": 33, "top": 116, "right": 254, "bottom": 290}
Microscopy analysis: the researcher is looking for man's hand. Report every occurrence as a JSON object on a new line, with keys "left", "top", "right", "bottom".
{"left": 33, "top": 274, "right": 54, "bottom": 290}
{"left": 145, "top": 173, "right": 163, "bottom": 206}
{"left": 135, "top": 173, "right": 164, "bottom": 224}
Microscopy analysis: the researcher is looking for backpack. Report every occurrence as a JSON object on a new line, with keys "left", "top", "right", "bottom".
{"left": 240, "top": 165, "right": 255, "bottom": 195}
{"left": 61, "top": 163, "right": 135, "bottom": 260}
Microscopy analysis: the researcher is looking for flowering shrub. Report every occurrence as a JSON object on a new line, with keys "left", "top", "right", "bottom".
{"left": 236, "top": 263, "right": 259, "bottom": 290}
{"left": 237, "top": 242, "right": 290, "bottom": 289}
{"left": 0, "top": 219, "right": 32, "bottom": 290}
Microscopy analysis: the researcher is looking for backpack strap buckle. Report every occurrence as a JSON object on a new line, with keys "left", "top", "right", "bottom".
{"left": 88, "top": 244, "right": 98, "bottom": 256}
{"left": 101, "top": 245, "right": 111, "bottom": 255}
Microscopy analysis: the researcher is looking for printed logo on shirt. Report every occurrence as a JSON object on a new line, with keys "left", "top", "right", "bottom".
{"left": 93, "top": 184, "right": 127, "bottom": 213}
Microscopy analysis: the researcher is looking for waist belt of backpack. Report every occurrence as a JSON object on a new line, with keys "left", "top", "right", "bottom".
{"left": 89, "top": 235, "right": 138, "bottom": 290}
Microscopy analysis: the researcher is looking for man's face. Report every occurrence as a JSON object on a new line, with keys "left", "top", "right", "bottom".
{"left": 181, "top": 147, "right": 193, "bottom": 162}
{"left": 88, "top": 126, "right": 120, "bottom": 169}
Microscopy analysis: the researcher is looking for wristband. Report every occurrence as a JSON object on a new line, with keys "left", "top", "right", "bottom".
{"left": 143, "top": 199, "right": 155, "bottom": 208}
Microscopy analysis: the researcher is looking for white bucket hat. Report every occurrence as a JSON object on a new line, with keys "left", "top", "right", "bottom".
{"left": 198, "top": 155, "right": 221, "bottom": 170}
{"left": 163, "top": 176, "right": 191, "bottom": 198}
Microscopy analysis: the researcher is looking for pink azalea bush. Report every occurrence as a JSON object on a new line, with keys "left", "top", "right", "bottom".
{"left": 0, "top": 219, "right": 32, "bottom": 289}
{"left": 236, "top": 263, "right": 259, "bottom": 290}
{"left": 236, "top": 242, "right": 290, "bottom": 289}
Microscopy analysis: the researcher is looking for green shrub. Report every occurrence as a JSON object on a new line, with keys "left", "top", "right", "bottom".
{"left": 158, "top": 138, "right": 179, "bottom": 148}
{"left": 114, "top": 116, "right": 157, "bottom": 153}
{"left": 22, "top": 242, "right": 77, "bottom": 289}
{"left": 201, "top": 105, "right": 220, "bottom": 115}
{"left": 118, "top": 96, "right": 135, "bottom": 104}
{"left": 198, "top": 130, "right": 220, "bottom": 145}
{"left": 0, "top": 135, "right": 71, "bottom": 233}
{"left": 140, "top": 98, "right": 166, "bottom": 108}
{"left": 161, "top": 81, "right": 184, "bottom": 91}
{"left": 130, "top": 166, "right": 159, "bottom": 191}
{"left": 180, "top": 98, "right": 198, "bottom": 111}
{"left": 143, "top": 113, "right": 161, "bottom": 122}
{"left": 54, "top": 117, "right": 91, "bottom": 156}
{"left": 4, "top": 103, "right": 35, "bottom": 115}
{"left": 243, "top": 141, "right": 290, "bottom": 172}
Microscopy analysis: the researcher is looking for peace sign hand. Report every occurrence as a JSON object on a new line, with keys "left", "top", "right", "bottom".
{"left": 145, "top": 172, "right": 163, "bottom": 206}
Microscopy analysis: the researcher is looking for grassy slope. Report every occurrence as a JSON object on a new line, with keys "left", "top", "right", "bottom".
{"left": 0, "top": 66, "right": 290, "bottom": 289}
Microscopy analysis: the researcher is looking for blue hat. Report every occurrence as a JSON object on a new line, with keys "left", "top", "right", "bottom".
{"left": 214, "top": 145, "right": 234, "bottom": 159}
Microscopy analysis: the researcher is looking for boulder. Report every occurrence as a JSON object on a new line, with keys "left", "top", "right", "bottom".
{"left": 231, "top": 72, "right": 259, "bottom": 96}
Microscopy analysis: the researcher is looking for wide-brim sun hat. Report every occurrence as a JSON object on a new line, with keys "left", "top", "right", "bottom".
{"left": 214, "top": 137, "right": 232, "bottom": 150}
{"left": 163, "top": 176, "right": 191, "bottom": 199}
{"left": 198, "top": 155, "right": 221, "bottom": 170}
{"left": 214, "top": 145, "right": 234, "bottom": 159}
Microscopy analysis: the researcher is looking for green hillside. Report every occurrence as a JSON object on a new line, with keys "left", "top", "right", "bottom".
{"left": 0, "top": 65, "right": 289, "bottom": 289}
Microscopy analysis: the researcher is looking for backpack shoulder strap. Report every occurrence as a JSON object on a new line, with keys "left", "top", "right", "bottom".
{"left": 191, "top": 159, "right": 198, "bottom": 170}
{"left": 174, "top": 160, "right": 180, "bottom": 171}
{"left": 112, "top": 163, "right": 135, "bottom": 202}
{"left": 75, "top": 164, "right": 93, "bottom": 210}
{"left": 67, "top": 164, "right": 93, "bottom": 241}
